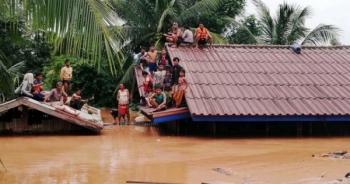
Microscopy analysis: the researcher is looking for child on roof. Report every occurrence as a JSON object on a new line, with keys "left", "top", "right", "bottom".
{"left": 148, "top": 85, "right": 167, "bottom": 112}
{"left": 163, "top": 70, "right": 172, "bottom": 98}
{"left": 173, "top": 69, "right": 188, "bottom": 108}
{"left": 138, "top": 71, "right": 153, "bottom": 98}
{"left": 153, "top": 64, "right": 166, "bottom": 89}
{"left": 158, "top": 48, "right": 171, "bottom": 71}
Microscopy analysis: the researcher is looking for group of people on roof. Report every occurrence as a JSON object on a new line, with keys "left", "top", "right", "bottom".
{"left": 135, "top": 44, "right": 188, "bottom": 113}
{"left": 162, "top": 22, "right": 213, "bottom": 49}
{"left": 15, "top": 59, "right": 89, "bottom": 116}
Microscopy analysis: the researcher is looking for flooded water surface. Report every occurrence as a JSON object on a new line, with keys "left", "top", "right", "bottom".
{"left": 0, "top": 126, "right": 350, "bottom": 184}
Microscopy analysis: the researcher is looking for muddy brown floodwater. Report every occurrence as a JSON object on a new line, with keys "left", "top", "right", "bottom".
{"left": 0, "top": 110, "right": 349, "bottom": 184}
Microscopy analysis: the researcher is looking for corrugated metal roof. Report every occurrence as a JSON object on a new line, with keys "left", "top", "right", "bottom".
{"left": 166, "top": 44, "right": 350, "bottom": 116}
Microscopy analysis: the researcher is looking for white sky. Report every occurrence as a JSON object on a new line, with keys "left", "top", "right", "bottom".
{"left": 245, "top": 0, "right": 350, "bottom": 45}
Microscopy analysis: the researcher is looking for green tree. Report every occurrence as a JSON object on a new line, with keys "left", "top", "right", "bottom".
{"left": 190, "top": 0, "right": 245, "bottom": 34}
{"left": 113, "top": 0, "right": 240, "bottom": 50}
{"left": 252, "top": 0, "right": 340, "bottom": 45}
{"left": 228, "top": 15, "right": 261, "bottom": 44}
{"left": 2, "top": 0, "right": 126, "bottom": 72}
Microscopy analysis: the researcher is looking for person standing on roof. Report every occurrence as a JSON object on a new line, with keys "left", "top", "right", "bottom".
{"left": 60, "top": 59, "right": 73, "bottom": 94}
{"left": 163, "top": 22, "right": 183, "bottom": 48}
{"left": 194, "top": 23, "right": 213, "bottom": 49}
{"left": 136, "top": 47, "right": 149, "bottom": 73}
{"left": 170, "top": 57, "right": 184, "bottom": 96}
{"left": 173, "top": 69, "right": 188, "bottom": 108}
{"left": 158, "top": 48, "right": 171, "bottom": 70}
{"left": 182, "top": 26, "right": 194, "bottom": 44}
{"left": 142, "top": 45, "right": 160, "bottom": 76}
{"left": 153, "top": 64, "right": 166, "bottom": 89}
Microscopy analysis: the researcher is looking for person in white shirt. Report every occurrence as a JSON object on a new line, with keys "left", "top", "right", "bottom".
{"left": 182, "top": 26, "right": 194, "bottom": 44}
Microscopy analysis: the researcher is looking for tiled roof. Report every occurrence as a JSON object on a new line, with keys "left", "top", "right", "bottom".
{"left": 166, "top": 45, "right": 350, "bottom": 116}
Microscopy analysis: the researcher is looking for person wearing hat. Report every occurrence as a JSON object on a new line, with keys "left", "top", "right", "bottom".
{"left": 163, "top": 22, "right": 183, "bottom": 48}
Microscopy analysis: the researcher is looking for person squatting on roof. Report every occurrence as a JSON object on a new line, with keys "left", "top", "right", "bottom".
{"left": 70, "top": 89, "right": 89, "bottom": 110}
{"left": 163, "top": 22, "right": 183, "bottom": 48}
{"left": 43, "top": 82, "right": 80, "bottom": 116}
{"left": 194, "top": 23, "right": 213, "bottom": 49}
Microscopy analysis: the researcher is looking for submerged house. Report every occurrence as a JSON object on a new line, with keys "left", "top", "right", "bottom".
{"left": 136, "top": 44, "right": 350, "bottom": 133}
{"left": 0, "top": 97, "right": 103, "bottom": 134}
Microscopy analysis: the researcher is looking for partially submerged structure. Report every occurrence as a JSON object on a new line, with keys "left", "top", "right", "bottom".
{"left": 0, "top": 97, "right": 103, "bottom": 134}
{"left": 136, "top": 44, "right": 350, "bottom": 131}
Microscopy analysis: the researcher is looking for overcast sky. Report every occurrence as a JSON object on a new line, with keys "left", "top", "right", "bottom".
{"left": 245, "top": 0, "right": 350, "bottom": 45}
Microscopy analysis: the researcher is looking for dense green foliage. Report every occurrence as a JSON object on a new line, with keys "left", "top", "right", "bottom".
{"left": 43, "top": 55, "right": 119, "bottom": 107}
{"left": 113, "top": 0, "right": 245, "bottom": 50}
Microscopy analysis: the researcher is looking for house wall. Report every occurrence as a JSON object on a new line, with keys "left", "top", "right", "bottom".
{"left": 0, "top": 107, "right": 94, "bottom": 135}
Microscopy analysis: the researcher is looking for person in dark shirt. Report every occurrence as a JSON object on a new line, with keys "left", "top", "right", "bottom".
{"left": 163, "top": 70, "right": 172, "bottom": 98}
{"left": 170, "top": 57, "right": 184, "bottom": 95}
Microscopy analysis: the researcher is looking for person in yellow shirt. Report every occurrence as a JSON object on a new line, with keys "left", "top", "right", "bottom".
{"left": 194, "top": 23, "right": 213, "bottom": 49}
{"left": 60, "top": 59, "right": 73, "bottom": 94}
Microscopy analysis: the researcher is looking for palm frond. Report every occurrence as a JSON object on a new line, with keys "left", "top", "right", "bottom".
{"left": 0, "top": 53, "right": 16, "bottom": 96}
{"left": 6, "top": 0, "right": 127, "bottom": 72}
{"left": 225, "top": 17, "right": 260, "bottom": 44}
{"left": 252, "top": 0, "right": 274, "bottom": 44}
{"left": 287, "top": 6, "right": 312, "bottom": 44}
{"left": 177, "top": 0, "right": 221, "bottom": 24}
{"left": 301, "top": 24, "right": 341, "bottom": 45}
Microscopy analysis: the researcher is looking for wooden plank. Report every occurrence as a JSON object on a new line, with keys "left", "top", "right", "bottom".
{"left": 138, "top": 106, "right": 189, "bottom": 118}
{"left": 152, "top": 109, "right": 189, "bottom": 118}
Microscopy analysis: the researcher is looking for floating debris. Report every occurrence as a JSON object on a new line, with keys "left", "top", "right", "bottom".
{"left": 212, "top": 168, "right": 232, "bottom": 176}
{"left": 312, "top": 151, "right": 350, "bottom": 159}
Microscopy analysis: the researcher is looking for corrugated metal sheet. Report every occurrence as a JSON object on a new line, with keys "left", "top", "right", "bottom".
{"left": 166, "top": 44, "right": 350, "bottom": 116}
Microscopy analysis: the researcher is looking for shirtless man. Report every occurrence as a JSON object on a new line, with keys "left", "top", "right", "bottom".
{"left": 163, "top": 22, "right": 182, "bottom": 48}
{"left": 142, "top": 45, "right": 161, "bottom": 75}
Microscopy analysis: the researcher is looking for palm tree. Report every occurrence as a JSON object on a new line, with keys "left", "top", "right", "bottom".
{"left": 252, "top": 0, "right": 340, "bottom": 45}
{"left": 0, "top": 51, "right": 24, "bottom": 98}
{"left": 1, "top": 0, "right": 126, "bottom": 73}
{"left": 113, "top": 0, "right": 230, "bottom": 49}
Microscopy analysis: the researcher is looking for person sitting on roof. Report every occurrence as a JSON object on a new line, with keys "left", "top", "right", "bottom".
{"left": 43, "top": 82, "right": 80, "bottom": 116}
{"left": 31, "top": 72, "right": 45, "bottom": 101}
{"left": 194, "top": 23, "right": 213, "bottom": 49}
{"left": 173, "top": 69, "right": 188, "bottom": 108}
{"left": 153, "top": 64, "right": 166, "bottom": 89}
{"left": 182, "top": 26, "right": 194, "bottom": 44}
{"left": 163, "top": 70, "right": 173, "bottom": 107}
{"left": 163, "top": 22, "right": 183, "bottom": 48}
{"left": 70, "top": 89, "right": 89, "bottom": 110}
{"left": 148, "top": 85, "right": 167, "bottom": 112}
{"left": 14, "top": 73, "right": 34, "bottom": 98}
